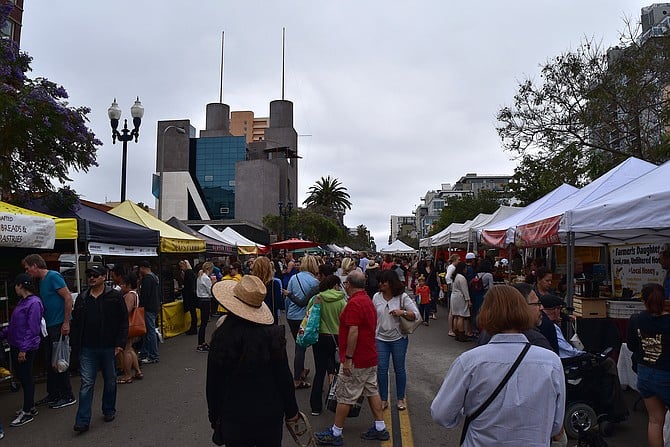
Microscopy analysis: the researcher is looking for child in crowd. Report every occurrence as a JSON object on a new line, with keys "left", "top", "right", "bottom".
{"left": 415, "top": 276, "right": 431, "bottom": 326}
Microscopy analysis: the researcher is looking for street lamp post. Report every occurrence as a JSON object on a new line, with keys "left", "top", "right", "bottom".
{"left": 158, "top": 125, "right": 186, "bottom": 220}
{"left": 107, "top": 97, "right": 144, "bottom": 202}
{"left": 278, "top": 200, "right": 293, "bottom": 240}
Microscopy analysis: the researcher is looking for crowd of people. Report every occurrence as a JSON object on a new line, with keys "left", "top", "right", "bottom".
{"left": 2, "top": 245, "right": 669, "bottom": 446}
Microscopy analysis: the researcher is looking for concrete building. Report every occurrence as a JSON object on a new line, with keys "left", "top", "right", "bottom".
{"left": 1, "top": 0, "right": 24, "bottom": 46}
{"left": 453, "top": 173, "right": 513, "bottom": 197}
{"left": 389, "top": 215, "right": 416, "bottom": 244}
{"left": 156, "top": 99, "right": 298, "bottom": 242}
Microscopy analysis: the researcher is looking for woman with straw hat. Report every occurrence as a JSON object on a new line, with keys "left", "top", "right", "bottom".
{"left": 206, "top": 275, "right": 300, "bottom": 446}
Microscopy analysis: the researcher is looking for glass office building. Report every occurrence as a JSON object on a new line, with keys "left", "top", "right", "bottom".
{"left": 194, "top": 135, "right": 247, "bottom": 220}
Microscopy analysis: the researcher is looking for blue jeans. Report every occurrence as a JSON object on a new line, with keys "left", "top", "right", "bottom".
{"left": 75, "top": 347, "right": 117, "bottom": 426}
{"left": 376, "top": 336, "right": 409, "bottom": 401}
{"left": 142, "top": 310, "right": 159, "bottom": 361}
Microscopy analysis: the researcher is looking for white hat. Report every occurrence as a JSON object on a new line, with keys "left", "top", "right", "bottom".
{"left": 465, "top": 252, "right": 476, "bottom": 260}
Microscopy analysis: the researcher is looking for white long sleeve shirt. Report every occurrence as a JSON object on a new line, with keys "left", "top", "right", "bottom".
{"left": 431, "top": 333, "right": 565, "bottom": 446}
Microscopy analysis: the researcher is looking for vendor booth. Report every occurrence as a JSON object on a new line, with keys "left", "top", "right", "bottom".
{"left": 379, "top": 240, "right": 417, "bottom": 255}
{"left": 166, "top": 217, "right": 233, "bottom": 256}
{"left": 198, "top": 224, "right": 267, "bottom": 255}
{"left": 109, "top": 201, "right": 206, "bottom": 338}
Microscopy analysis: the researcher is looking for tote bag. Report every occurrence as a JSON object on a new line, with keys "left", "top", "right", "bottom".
{"left": 128, "top": 291, "right": 147, "bottom": 338}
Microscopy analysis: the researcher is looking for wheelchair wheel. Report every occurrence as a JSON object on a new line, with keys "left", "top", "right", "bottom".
{"left": 565, "top": 402, "right": 597, "bottom": 439}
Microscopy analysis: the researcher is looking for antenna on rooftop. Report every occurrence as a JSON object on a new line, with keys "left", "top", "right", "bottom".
{"left": 281, "top": 27, "right": 285, "bottom": 100}
{"left": 219, "top": 31, "right": 225, "bottom": 103}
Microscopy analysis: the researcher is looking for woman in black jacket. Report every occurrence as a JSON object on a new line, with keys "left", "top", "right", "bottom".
{"left": 207, "top": 276, "right": 299, "bottom": 446}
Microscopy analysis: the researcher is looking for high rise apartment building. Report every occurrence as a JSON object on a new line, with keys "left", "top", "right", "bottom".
{"left": 230, "top": 111, "right": 269, "bottom": 143}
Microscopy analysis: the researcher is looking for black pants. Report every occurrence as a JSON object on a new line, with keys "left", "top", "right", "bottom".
{"left": 184, "top": 295, "right": 197, "bottom": 333}
{"left": 12, "top": 347, "right": 36, "bottom": 411}
{"left": 310, "top": 334, "right": 338, "bottom": 413}
{"left": 44, "top": 324, "right": 73, "bottom": 400}
{"left": 198, "top": 299, "right": 211, "bottom": 346}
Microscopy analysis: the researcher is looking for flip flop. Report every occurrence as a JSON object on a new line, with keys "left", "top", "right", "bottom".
{"left": 116, "top": 377, "right": 133, "bottom": 384}
{"left": 134, "top": 372, "right": 144, "bottom": 380}
{"left": 300, "top": 368, "right": 310, "bottom": 380}
{"left": 295, "top": 381, "right": 311, "bottom": 389}
{"left": 397, "top": 400, "right": 407, "bottom": 411}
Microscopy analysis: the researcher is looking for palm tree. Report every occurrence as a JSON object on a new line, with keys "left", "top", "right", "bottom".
{"left": 303, "top": 176, "right": 352, "bottom": 223}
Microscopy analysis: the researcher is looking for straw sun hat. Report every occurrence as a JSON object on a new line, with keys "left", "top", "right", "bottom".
{"left": 212, "top": 275, "right": 274, "bottom": 325}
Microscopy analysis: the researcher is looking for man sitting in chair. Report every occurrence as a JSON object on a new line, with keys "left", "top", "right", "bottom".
{"left": 541, "top": 294, "right": 628, "bottom": 423}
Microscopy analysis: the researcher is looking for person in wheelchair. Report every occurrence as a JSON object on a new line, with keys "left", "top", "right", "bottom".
{"left": 540, "top": 294, "right": 628, "bottom": 425}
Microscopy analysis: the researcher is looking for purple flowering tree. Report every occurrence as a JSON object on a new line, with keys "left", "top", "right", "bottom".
{"left": 0, "top": 4, "right": 101, "bottom": 201}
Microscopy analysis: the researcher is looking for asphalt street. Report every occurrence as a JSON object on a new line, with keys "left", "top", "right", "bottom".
{"left": 0, "top": 308, "right": 649, "bottom": 446}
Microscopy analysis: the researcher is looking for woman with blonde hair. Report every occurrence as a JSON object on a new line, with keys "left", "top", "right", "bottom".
{"left": 432, "top": 285, "right": 564, "bottom": 445}
{"left": 196, "top": 261, "right": 214, "bottom": 353}
{"left": 285, "top": 255, "right": 320, "bottom": 388}
{"left": 251, "top": 256, "right": 283, "bottom": 325}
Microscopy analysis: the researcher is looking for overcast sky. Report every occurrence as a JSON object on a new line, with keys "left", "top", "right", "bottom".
{"left": 20, "top": 0, "right": 650, "bottom": 246}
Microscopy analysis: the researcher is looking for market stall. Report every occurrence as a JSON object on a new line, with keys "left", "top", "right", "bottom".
{"left": 379, "top": 239, "right": 417, "bottom": 255}
{"left": 109, "top": 200, "right": 206, "bottom": 338}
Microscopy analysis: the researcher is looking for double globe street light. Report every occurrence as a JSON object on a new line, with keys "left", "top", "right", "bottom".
{"left": 107, "top": 97, "right": 144, "bottom": 202}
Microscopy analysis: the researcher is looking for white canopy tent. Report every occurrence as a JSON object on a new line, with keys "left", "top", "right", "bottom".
{"left": 479, "top": 183, "right": 579, "bottom": 248}
{"left": 198, "top": 225, "right": 266, "bottom": 254}
{"left": 379, "top": 239, "right": 418, "bottom": 254}
{"left": 560, "top": 159, "right": 670, "bottom": 245}
{"left": 326, "top": 243, "right": 346, "bottom": 254}
{"left": 515, "top": 157, "right": 656, "bottom": 248}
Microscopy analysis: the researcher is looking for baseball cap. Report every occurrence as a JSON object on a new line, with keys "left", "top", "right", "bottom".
{"left": 465, "top": 252, "right": 476, "bottom": 260}
{"left": 139, "top": 260, "right": 151, "bottom": 268}
{"left": 14, "top": 273, "right": 33, "bottom": 287}
{"left": 540, "top": 294, "right": 566, "bottom": 309}
{"left": 85, "top": 265, "right": 108, "bottom": 277}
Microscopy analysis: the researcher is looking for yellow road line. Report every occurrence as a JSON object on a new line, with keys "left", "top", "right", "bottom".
{"left": 382, "top": 407, "right": 393, "bottom": 447}
{"left": 398, "top": 404, "right": 414, "bottom": 447}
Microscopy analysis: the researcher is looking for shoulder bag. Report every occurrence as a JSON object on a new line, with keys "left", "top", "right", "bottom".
{"left": 460, "top": 343, "right": 531, "bottom": 445}
{"left": 398, "top": 293, "right": 423, "bottom": 334}
{"left": 128, "top": 291, "right": 147, "bottom": 338}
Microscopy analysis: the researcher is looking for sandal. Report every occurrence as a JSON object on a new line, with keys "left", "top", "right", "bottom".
{"left": 300, "top": 368, "right": 310, "bottom": 380}
{"left": 397, "top": 399, "right": 407, "bottom": 411}
{"left": 116, "top": 377, "right": 133, "bottom": 384}
{"left": 295, "top": 381, "right": 311, "bottom": 389}
{"left": 134, "top": 372, "right": 144, "bottom": 380}
{"left": 381, "top": 401, "right": 389, "bottom": 410}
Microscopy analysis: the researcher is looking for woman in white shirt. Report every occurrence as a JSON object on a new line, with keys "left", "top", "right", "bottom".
{"left": 450, "top": 262, "right": 472, "bottom": 342}
{"left": 373, "top": 269, "right": 419, "bottom": 411}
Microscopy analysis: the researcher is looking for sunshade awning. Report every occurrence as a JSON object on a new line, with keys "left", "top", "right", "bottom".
{"left": 0, "top": 201, "right": 78, "bottom": 244}
{"left": 109, "top": 201, "right": 205, "bottom": 253}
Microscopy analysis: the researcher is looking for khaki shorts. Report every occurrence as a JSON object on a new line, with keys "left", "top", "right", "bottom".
{"left": 335, "top": 366, "right": 379, "bottom": 405}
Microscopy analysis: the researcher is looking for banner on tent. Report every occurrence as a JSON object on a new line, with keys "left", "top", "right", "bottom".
{"left": 160, "top": 238, "right": 206, "bottom": 253}
{"left": 88, "top": 242, "right": 158, "bottom": 257}
{"left": 515, "top": 216, "right": 561, "bottom": 248}
{"left": 609, "top": 244, "right": 665, "bottom": 296}
{"left": 0, "top": 213, "right": 56, "bottom": 248}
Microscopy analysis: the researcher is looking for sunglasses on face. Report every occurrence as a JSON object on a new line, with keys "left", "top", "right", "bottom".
{"left": 87, "top": 273, "right": 101, "bottom": 279}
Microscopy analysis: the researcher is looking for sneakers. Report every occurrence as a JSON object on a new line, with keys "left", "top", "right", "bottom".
{"left": 104, "top": 414, "right": 115, "bottom": 422}
{"left": 196, "top": 344, "right": 210, "bottom": 353}
{"left": 15, "top": 407, "right": 38, "bottom": 417}
{"left": 311, "top": 410, "right": 321, "bottom": 416}
{"left": 140, "top": 358, "right": 159, "bottom": 364}
{"left": 360, "top": 425, "right": 390, "bottom": 441}
{"left": 35, "top": 395, "right": 57, "bottom": 407}
{"left": 10, "top": 410, "right": 34, "bottom": 427}
{"left": 73, "top": 424, "right": 89, "bottom": 433}
{"left": 49, "top": 397, "right": 76, "bottom": 409}
{"left": 0, "top": 429, "right": 4, "bottom": 439}
{"left": 314, "top": 427, "right": 344, "bottom": 446}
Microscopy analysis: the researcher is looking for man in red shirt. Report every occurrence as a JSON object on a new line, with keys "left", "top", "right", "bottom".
{"left": 315, "top": 270, "right": 389, "bottom": 446}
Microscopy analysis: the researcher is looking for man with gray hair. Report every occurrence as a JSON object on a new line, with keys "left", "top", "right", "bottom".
{"left": 315, "top": 270, "right": 389, "bottom": 445}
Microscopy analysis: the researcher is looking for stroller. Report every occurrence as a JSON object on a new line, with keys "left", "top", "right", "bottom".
{"left": 562, "top": 347, "right": 628, "bottom": 439}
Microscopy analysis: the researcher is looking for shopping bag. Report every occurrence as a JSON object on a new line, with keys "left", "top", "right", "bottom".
{"left": 296, "top": 301, "right": 320, "bottom": 348}
{"left": 52, "top": 335, "right": 71, "bottom": 373}
{"left": 326, "top": 372, "right": 364, "bottom": 417}
{"left": 570, "top": 321, "right": 585, "bottom": 351}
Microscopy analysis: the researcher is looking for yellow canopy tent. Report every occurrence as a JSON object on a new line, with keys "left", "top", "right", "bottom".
{"left": 0, "top": 201, "right": 78, "bottom": 242}
{"left": 109, "top": 200, "right": 205, "bottom": 253}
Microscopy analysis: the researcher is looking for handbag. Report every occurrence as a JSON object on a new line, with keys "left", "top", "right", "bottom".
{"left": 128, "top": 291, "right": 147, "bottom": 338}
{"left": 570, "top": 320, "right": 585, "bottom": 351}
{"left": 460, "top": 343, "right": 531, "bottom": 445}
{"left": 398, "top": 293, "right": 422, "bottom": 334}
{"left": 52, "top": 334, "right": 71, "bottom": 373}
{"left": 296, "top": 299, "right": 320, "bottom": 348}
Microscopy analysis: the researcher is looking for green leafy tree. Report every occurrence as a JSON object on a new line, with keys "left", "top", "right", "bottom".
{"left": 263, "top": 208, "right": 344, "bottom": 243}
{"left": 497, "top": 30, "right": 670, "bottom": 203}
{"left": 430, "top": 190, "right": 501, "bottom": 236}
{"left": 303, "top": 176, "right": 352, "bottom": 223}
{"left": 0, "top": 5, "right": 101, "bottom": 200}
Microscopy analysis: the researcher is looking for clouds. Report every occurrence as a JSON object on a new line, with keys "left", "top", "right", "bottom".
{"left": 20, "top": 0, "right": 646, "bottom": 245}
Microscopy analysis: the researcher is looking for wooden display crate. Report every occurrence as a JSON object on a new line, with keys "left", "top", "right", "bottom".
{"left": 573, "top": 296, "right": 608, "bottom": 318}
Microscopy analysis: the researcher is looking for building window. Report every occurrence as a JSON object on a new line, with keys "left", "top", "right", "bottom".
{"left": 0, "top": 19, "right": 14, "bottom": 39}
{"left": 204, "top": 175, "right": 213, "bottom": 182}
